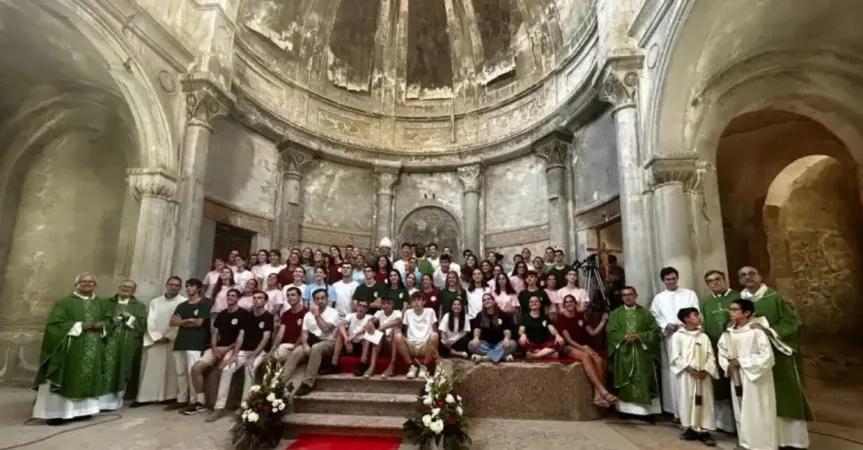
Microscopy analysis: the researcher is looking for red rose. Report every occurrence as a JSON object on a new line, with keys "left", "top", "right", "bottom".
{"left": 447, "top": 417, "right": 456, "bottom": 425}
{"left": 434, "top": 400, "right": 444, "bottom": 407}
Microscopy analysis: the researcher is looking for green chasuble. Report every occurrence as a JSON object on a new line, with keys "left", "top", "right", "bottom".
{"left": 699, "top": 289, "right": 739, "bottom": 402}
{"left": 102, "top": 295, "right": 148, "bottom": 396}
{"left": 34, "top": 294, "right": 112, "bottom": 400}
{"left": 749, "top": 287, "right": 814, "bottom": 421}
{"left": 607, "top": 305, "right": 661, "bottom": 407}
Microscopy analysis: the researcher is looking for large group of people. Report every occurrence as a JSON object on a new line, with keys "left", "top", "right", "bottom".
{"left": 30, "top": 238, "right": 811, "bottom": 449}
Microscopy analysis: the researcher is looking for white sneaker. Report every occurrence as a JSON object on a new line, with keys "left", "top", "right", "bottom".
{"left": 406, "top": 365, "right": 418, "bottom": 379}
{"left": 418, "top": 366, "right": 429, "bottom": 379}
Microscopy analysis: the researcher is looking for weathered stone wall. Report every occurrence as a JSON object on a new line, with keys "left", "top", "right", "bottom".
{"left": 484, "top": 155, "right": 550, "bottom": 258}
{"left": 394, "top": 172, "right": 464, "bottom": 253}
{"left": 298, "top": 161, "right": 375, "bottom": 250}
{"left": 573, "top": 110, "right": 619, "bottom": 217}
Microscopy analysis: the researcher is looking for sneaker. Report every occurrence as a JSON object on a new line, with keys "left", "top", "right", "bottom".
{"left": 205, "top": 409, "right": 227, "bottom": 423}
{"left": 471, "top": 354, "right": 483, "bottom": 363}
{"left": 418, "top": 365, "right": 429, "bottom": 379}
{"left": 182, "top": 403, "right": 207, "bottom": 415}
{"left": 363, "top": 366, "right": 375, "bottom": 379}
{"left": 163, "top": 402, "right": 186, "bottom": 411}
{"left": 353, "top": 362, "right": 368, "bottom": 377}
{"left": 406, "top": 365, "right": 418, "bottom": 379}
{"left": 381, "top": 367, "right": 395, "bottom": 378}
{"left": 504, "top": 355, "right": 514, "bottom": 362}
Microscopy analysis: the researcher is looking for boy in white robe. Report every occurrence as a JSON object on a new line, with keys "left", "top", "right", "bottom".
{"left": 671, "top": 307, "right": 718, "bottom": 447}
{"left": 718, "top": 298, "right": 791, "bottom": 450}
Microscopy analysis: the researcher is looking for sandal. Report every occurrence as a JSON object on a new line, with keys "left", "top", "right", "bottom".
{"left": 381, "top": 368, "right": 395, "bottom": 378}
{"left": 600, "top": 391, "right": 619, "bottom": 404}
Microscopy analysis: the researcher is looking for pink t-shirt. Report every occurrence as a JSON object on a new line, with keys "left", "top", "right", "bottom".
{"left": 204, "top": 270, "right": 220, "bottom": 297}
{"left": 238, "top": 295, "right": 254, "bottom": 311}
{"left": 212, "top": 285, "right": 231, "bottom": 313}
{"left": 265, "top": 289, "right": 286, "bottom": 314}
{"left": 491, "top": 291, "right": 518, "bottom": 314}
{"left": 509, "top": 276, "right": 525, "bottom": 294}
{"left": 545, "top": 289, "right": 561, "bottom": 308}
{"left": 557, "top": 286, "right": 590, "bottom": 305}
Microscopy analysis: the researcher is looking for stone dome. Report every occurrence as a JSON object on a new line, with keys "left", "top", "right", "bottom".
{"left": 233, "top": 0, "right": 597, "bottom": 162}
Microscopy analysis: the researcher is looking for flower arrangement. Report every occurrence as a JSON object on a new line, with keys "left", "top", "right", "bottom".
{"left": 230, "top": 358, "right": 292, "bottom": 450}
{"left": 403, "top": 370, "right": 471, "bottom": 450}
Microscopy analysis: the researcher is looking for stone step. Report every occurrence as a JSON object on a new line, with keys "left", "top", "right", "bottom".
{"left": 293, "top": 391, "right": 417, "bottom": 417}
{"left": 314, "top": 373, "right": 425, "bottom": 395}
{"left": 283, "top": 413, "right": 406, "bottom": 439}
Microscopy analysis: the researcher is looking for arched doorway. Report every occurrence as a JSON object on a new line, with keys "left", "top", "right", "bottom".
{"left": 716, "top": 109, "right": 863, "bottom": 342}
{"left": 397, "top": 206, "right": 461, "bottom": 257}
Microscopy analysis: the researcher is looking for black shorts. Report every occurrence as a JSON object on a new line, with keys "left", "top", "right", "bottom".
{"left": 439, "top": 336, "right": 469, "bottom": 357}
{"left": 342, "top": 341, "right": 364, "bottom": 357}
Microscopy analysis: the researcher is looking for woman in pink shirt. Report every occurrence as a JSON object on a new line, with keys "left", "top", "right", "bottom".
{"left": 204, "top": 258, "right": 226, "bottom": 298}
{"left": 491, "top": 272, "right": 518, "bottom": 315}
{"left": 263, "top": 272, "right": 286, "bottom": 318}
{"left": 237, "top": 279, "right": 259, "bottom": 310}
{"left": 544, "top": 274, "right": 561, "bottom": 318}
{"left": 251, "top": 249, "right": 269, "bottom": 283}
{"left": 211, "top": 266, "right": 236, "bottom": 314}
{"left": 509, "top": 261, "right": 528, "bottom": 294}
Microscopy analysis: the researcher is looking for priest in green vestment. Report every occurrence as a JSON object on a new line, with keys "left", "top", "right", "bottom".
{"left": 33, "top": 273, "right": 111, "bottom": 425}
{"left": 99, "top": 280, "right": 148, "bottom": 411}
{"left": 738, "top": 266, "right": 813, "bottom": 449}
{"left": 699, "top": 270, "right": 739, "bottom": 433}
{"left": 607, "top": 286, "right": 662, "bottom": 420}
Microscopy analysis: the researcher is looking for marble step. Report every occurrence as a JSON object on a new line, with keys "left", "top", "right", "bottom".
{"left": 314, "top": 373, "right": 425, "bottom": 395}
{"left": 283, "top": 412, "right": 406, "bottom": 439}
{"left": 293, "top": 390, "right": 417, "bottom": 417}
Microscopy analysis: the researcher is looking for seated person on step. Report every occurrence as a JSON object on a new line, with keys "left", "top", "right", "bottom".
{"left": 469, "top": 293, "right": 517, "bottom": 363}
{"left": 519, "top": 295, "right": 564, "bottom": 360}
{"left": 293, "top": 288, "right": 341, "bottom": 397}
{"left": 369, "top": 297, "right": 403, "bottom": 378}
{"left": 391, "top": 292, "right": 439, "bottom": 379}
{"left": 269, "top": 287, "right": 310, "bottom": 380}
{"left": 438, "top": 297, "right": 471, "bottom": 359}
{"left": 332, "top": 298, "right": 374, "bottom": 377}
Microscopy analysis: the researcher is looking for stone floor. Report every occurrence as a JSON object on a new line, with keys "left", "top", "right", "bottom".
{"left": 1, "top": 387, "right": 861, "bottom": 450}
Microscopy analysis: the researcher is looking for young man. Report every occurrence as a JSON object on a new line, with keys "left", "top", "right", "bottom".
{"left": 700, "top": 270, "right": 739, "bottom": 433}
{"left": 425, "top": 242, "right": 440, "bottom": 271}
{"left": 671, "top": 307, "right": 718, "bottom": 446}
{"left": 270, "top": 287, "right": 309, "bottom": 379}
{"left": 165, "top": 278, "right": 211, "bottom": 412}
{"left": 392, "top": 242, "right": 413, "bottom": 282}
{"left": 136, "top": 276, "right": 186, "bottom": 406}
{"left": 100, "top": 280, "right": 147, "bottom": 411}
{"left": 557, "top": 268, "right": 590, "bottom": 307}
{"left": 184, "top": 288, "right": 249, "bottom": 416}
{"left": 432, "top": 254, "right": 460, "bottom": 289}
{"left": 353, "top": 265, "right": 384, "bottom": 313}
{"left": 206, "top": 290, "right": 274, "bottom": 422}
{"left": 517, "top": 271, "right": 551, "bottom": 317}
{"left": 607, "top": 286, "right": 662, "bottom": 422}
{"left": 332, "top": 299, "right": 373, "bottom": 376}
{"left": 294, "top": 288, "right": 341, "bottom": 396}
{"left": 371, "top": 297, "right": 404, "bottom": 378}
{"left": 392, "top": 292, "right": 439, "bottom": 379}
{"left": 718, "top": 299, "right": 790, "bottom": 450}
{"left": 332, "top": 261, "right": 359, "bottom": 320}
{"left": 233, "top": 255, "right": 255, "bottom": 292}
{"left": 545, "top": 249, "right": 571, "bottom": 288}
{"left": 650, "top": 266, "right": 700, "bottom": 421}
{"left": 415, "top": 245, "right": 434, "bottom": 277}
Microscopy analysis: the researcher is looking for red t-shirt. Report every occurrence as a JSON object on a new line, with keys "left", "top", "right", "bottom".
{"left": 555, "top": 313, "right": 588, "bottom": 346}
{"left": 421, "top": 287, "right": 441, "bottom": 313}
{"left": 280, "top": 307, "right": 309, "bottom": 344}
{"left": 276, "top": 265, "right": 300, "bottom": 288}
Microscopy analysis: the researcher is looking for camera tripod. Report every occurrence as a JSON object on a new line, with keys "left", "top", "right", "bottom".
{"left": 574, "top": 255, "right": 611, "bottom": 313}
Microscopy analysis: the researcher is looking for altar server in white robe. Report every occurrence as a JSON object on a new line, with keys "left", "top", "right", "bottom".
{"left": 134, "top": 277, "right": 186, "bottom": 405}
{"left": 650, "top": 266, "right": 700, "bottom": 419}
{"left": 670, "top": 307, "right": 718, "bottom": 446}
{"left": 718, "top": 298, "right": 791, "bottom": 450}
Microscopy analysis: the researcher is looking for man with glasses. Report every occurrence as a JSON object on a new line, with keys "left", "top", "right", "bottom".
{"left": 699, "top": 270, "right": 739, "bottom": 434}
{"left": 99, "top": 280, "right": 147, "bottom": 411}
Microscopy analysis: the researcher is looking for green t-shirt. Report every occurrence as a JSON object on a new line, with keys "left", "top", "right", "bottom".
{"left": 439, "top": 288, "right": 466, "bottom": 315}
{"left": 517, "top": 289, "right": 550, "bottom": 313}
{"left": 383, "top": 286, "right": 409, "bottom": 310}
{"left": 546, "top": 265, "right": 571, "bottom": 289}
{"left": 417, "top": 259, "right": 434, "bottom": 278}
{"left": 173, "top": 300, "right": 211, "bottom": 352}
{"left": 353, "top": 282, "right": 385, "bottom": 312}
{"left": 521, "top": 313, "right": 552, "bottom": 343}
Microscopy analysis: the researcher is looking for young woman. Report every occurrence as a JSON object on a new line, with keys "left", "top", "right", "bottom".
{"left": 420, "top": 273, "right": 441, "bottom": 317}
{"left": 328, "top": 247, "right": 343, "bottom": 284}
{"left": 238, "top": 279, "right": 259, "bottom": 310}
{"left": 304, "top": 266, "right": 335, "bottom": 308}
{"left": 468, "top": 294, "right": 516, "bottom": 364}
{"left": 487, "top": 264, "right": 504, "bottom": 290}
{"left": 264, "top": 272, "right": 286, "bottom": 321}
{"left": 374, "top": 255, "right": 392, "bottom": 284}
{"left": 405, "top": 272, "right": 419, "bottom": 297}
{"left": 491, "top": 272, "right": 519, "bottom": 316}
{"left": 465, "top": 268, "right": 489, "bottom": 320}
{"left": 307, "top": 250, "right": 325, "bottom": 284}
{"left": 440, "top": 271, "right": 466, "bottom": 317}
{"left": 509, "top": 261, "right": 528, "bottom": 294}
{"left": 204, "top": 258, "right": 226, "bottom": 298}
{"left": 281, "top": 266, "right": 307, "bottom": 305}
{"left": 300, "top": 247, "right": 313, "bottom": 266}
{"left": 460, "top": 254, "right": 478, "bottom": 287}
{"left": 557, "top": 294, "right": 617, "bottom": 406}
{"left": 438, "top": 298, "right": 471, "bottom": 359}
{"left": 480, "top": 259, "right": 494, "bottom": 283}
{"left": 531, "top": 256, "right": 547, "bottom": 287}
{"left": 383, "top": 269, "right": 409, "bottom": 311}
{"left": 211, "top": 267, "right": 237, "bottom": 314}
{"left": 518, "top": 295, "right": 564, "bottom": 360}
{"left": 545, "top": 275, "right": 561, "bottom": 318}
{"left": 251, "top": 249, "right": 269, "bottom": 283}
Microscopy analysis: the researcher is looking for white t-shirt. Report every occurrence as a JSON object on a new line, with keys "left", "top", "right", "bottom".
{"left": 301, "top": 307, "right": 340, "bottom": 341}
{"left": 465, "top": 287, "right": 488, "bottom": 320}
{"left": 344, "top": 312, "right": 372, "bottom": 342}
{"left": 433, "top": 264, "right": 461, "bottom": 289}
{"left": 438, "top": 313, "right": 471, "bottom": 346}
{"left": 403, "top": 307, "right": 438, "bottom": 344}
{"left": 234, "top": 270, "right": 255, "bottom": 291}
{"left": 373, "top": 309, "right": 403, "bottom": 336}
{"left": 332, "top": 279, "right": 359, "bottom": 319}
{"left": 261, "top": 264, "right": 285, "bottom": 281}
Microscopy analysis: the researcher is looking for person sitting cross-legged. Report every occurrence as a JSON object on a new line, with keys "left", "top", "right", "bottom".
{"left": 331, "top": 299, "right": 374, "bottom": 376}
{"left": 294, "top": 288, "right": 341, "bottom": 397}
{"left": 519, "top": 294, "right": 564, "bottom": 359}
{"left": 391, "top": 292, "right": 439, "bottom": 379}
{"left": 370, "top": 297, "right": 404, "bottom": 378}
{"left": 437, "top": 297, "right": 471, "bottom": 359}
{"left": 468, "top": 293, "right": 517, "bottom": 363}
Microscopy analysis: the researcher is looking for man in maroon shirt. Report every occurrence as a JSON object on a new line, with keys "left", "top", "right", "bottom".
{"left": 270, "top": 286, "right": 309, "bottom": 379}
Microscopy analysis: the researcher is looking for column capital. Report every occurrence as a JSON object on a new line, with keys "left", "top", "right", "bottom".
{"left": 598, "top": 55, "right": 644, "bottom": 111}
{"left": 126, "top": 168, "right": 178, "bottom": 201}
{"left": 533, "top": 128, "right": 574, "bottom": 169}
{"left": 456, "top": 164, "right": 482, "bottom": 193}
{"left": 644, "top": 155, "right": 704, "bottom": 192}
{"left": 182, "top": 76, "right": 232, "bottom": 127}
{"left": 280, "top": 145, "right": 315, "bottom": 179}
{"left": 374, "top": 164, "right": 401, "bottom": 195}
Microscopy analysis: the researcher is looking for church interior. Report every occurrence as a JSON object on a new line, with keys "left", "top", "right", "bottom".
{"left": 1, "top": 0, "right": 862, "bottom": 448}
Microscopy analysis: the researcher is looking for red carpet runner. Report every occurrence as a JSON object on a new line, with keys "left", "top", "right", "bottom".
{"left": 286, "top": 434, "right": 402, "bottom": 450}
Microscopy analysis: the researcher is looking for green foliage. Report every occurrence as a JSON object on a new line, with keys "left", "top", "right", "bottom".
{"left": 403, "top": 369, "right": 471, "bottom": 450}
{"left": 230, "top": 358, "right": 293, "bottom": 450}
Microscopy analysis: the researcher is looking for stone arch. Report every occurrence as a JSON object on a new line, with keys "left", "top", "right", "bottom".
{"left": 396, "top": 205, "right": 462, "bottom": 257}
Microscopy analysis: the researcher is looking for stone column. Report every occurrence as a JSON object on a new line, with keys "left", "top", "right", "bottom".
{"left": 277, "top": 145, "right": 314, "bottom": 250}
{"left": 457, "top": 164, "right": 482, "bottom": 254}
{"left": 373, "top": 166, "right": 400, "bottom": 247}
{"left": 646, "top": 156, "right": 700, "bottom": 291}
{"left": 534, "top": 129, "right": 574, "bottom": 251}
{"left": 126, "top": 168, "right": 179, "bottom": 300}
{"left": 171, "top": 83, "right": 229, "bottom": 279}
{"left": 599, "top": 61, "right": 653, "bottom": 298}
{"left": 689, "top": 161, "right": 727, "bottom": 294}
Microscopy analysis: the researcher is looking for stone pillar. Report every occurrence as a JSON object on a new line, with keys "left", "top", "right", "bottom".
{"left": 534, "top": 129, "right": 574, "bottom": 251}
{"left": 689, "top": 161, "right": 727, "bottom": 294}
{"left": 457, "top": 164, "right": 482, "bottom": 254}
{"left": 277, "top": 145, "right": 314, "bottom": 250}
{"left": 599, "top": 60, "right": 653, "bottom": 299}
{"left": 646, "top": 156, "right": 700, "bottom": 291}
{"left": 373, "top": 166, "right": 400, "bottom": 247}
{"left": 171, "top": 83, "right": 229, "bottom": 279}
{"left": 126, "top": 168, "right": 179, "bottom": 300}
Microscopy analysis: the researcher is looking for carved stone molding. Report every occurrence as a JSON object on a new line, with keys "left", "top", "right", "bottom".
{"left": 456, "top": 164, "right": 482, "bottom": 193}
{"left": 644, "top": 155, "right": 704, "bottom": 192}
{"left": 280, "top": 144, "right": 315, "bottom": 179}
{"left": 181, "top": 76, "right": 231, "bottom": 127}
{"left": 203, "top": 197, "right": 273, "bottom": 234}
{"left": 374, "top": 165, "right": 400, "bottom": 196}
{"left": 126, "top": 168, "right": 178, "bottom": 201}
{"left": 598, "top": 56, "right": 644, "bottom": 111}
{"left": 533, "top": 128, "right": 574, "bottom": 169}
{"left": 484, "top": 224, "right": 550, "bottom": 249}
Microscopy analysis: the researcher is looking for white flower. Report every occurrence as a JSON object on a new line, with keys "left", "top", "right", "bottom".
{"left": 431, "top": 407, "right": 440, "bottom": 418}
{"left": 445, "top": 394, "right": 454, "bottom": 404}
{"left": 246, "top": 411, "right": 260, "bottom": 423}
{"left": 241, "top": 410, "right": 249, "bottom": 420}
{"left": 277, "top": 402, "right": 285, "bottom": 411}
{"left": 266, "top": 393, "right": 276, "bottom": 402}
{"left": 270, "top": 378, "right": 279, "bottom": 388}
{"left": 249, "top": 385, "right": 261, "bottom": 393}
{"left": 429, "top": 420, "right": 444, "bottom": 434}
{"left": 456, "top": 406, "right": 463, "bottom": 416}
{"left": 423, "top": 396, "right": 433, "bottom": 406}
{"left": 456, "top": 394, "right": 462, "bottom": 402}
{"left": 422, "top": 415, "right": 432, "bottom": 426}
{"left": 241, "top": 401, "right": 248, "bottom": 409}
